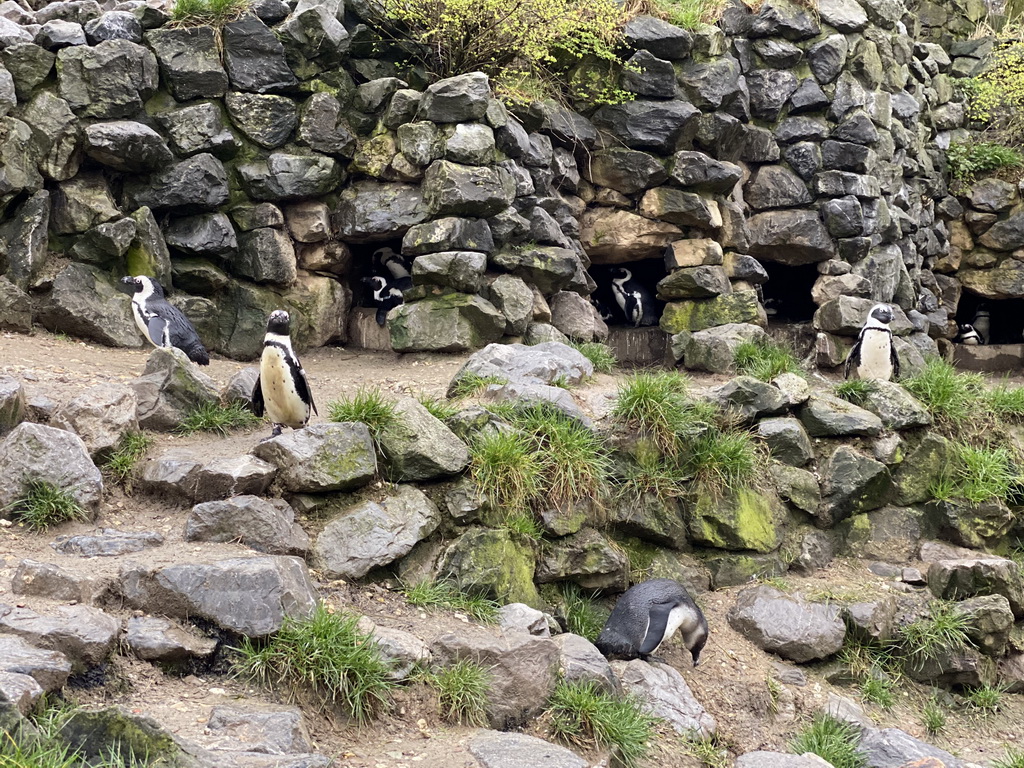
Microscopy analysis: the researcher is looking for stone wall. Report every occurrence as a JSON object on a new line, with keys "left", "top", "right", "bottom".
{"left": 0, "top": 0, "right": 985, "bottom": 361}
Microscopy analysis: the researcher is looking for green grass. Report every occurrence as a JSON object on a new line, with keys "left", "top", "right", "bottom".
{"left": 327, "top": 387, "right": 398, "bottom": 447}
{"left": 789, "top": 714, "right": 867, "bottom": 768}
{"left": 170, "top": 0, "right": 250, "bottom": 25}
{"left": 921, "top": 697, "right": 946, "bottom": 736}
{"left": 929, "top": 442, "right": 1015, "bottom": 504}
{"left": 417, "top": 394, "right": 460, "bottom": 422}
{"left": 765, "top": 675, "right": 784, "bottom": 716}
{"left": 982, "top": 382, "right": 1024, "bottom": 418}
{"left": 898, "top": 600, "right": 974, "bottom": 670}
{"left": 559, "top": 583, "right": 608, "bottom": 642}
{"left": 469, "top": 430, "right": 543, "bottom": 512}
{"left": 946, "top": 140, "right": 1024, "bottom": 183}
{"left": 546, "top": 681, "right": 658, "bottom": 768}
{"left": 645, "top": 0, "right": 727, "bottom": 29}
{"left": 685, "top": 735, "right": 728, "bottom": 768}
{"left": 834, "top": 379, "right": 875, "bottom": 406}
{"left": 684, "top": 428, "right": 757, "bottom": 493}
{"left": 176, "top": 401, "right": 260, "bottom": 435}
{"left": 964, "top": 683, "right": 1004, "bottom": 714}
{"left": 859, "top": 676, "right": 895, "bottom": 709}
{"left": 572, "top": 341, "right": 617, "bottom": 374}
{"left": 5, "top": 480, "right": 89, "bottom": 531}
{"left": 424, "top": 660, "right": 491, "bottom": 726}
{"left": 612, "top": 371, "right": 705, "bottom": 455}
{"left": 402, "top": 580, "right": 500, "bottom": 623}
{"left": 733, "top": 338, "right": 803, "bottom": 382}
{"left": 102, "top": 431, "right": 153, "bottom": 484}
{"left": 503, "top": 511, "right": 544, "bottom": 540}
{"left": 901, "top": 357, "right": 986, "bottom": 424}
{"left": 449, "top": 372, "right": 508, "bottom": 399}
{"left": 615, "top": 441, "right": 691, "bottom": 500}
{"left": 232, "top": 604, "right": 394, "bottom": 723}
{"left": 993, "top": 746, "right": 1024, "bottom": 768}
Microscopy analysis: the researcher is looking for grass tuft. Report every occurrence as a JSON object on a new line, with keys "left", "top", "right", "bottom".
{"left": 469, "top": 430, "right": 542, "bottom": 512}
{"left": 834, "top": 379, "right": 875, "bottom": 406}
{"left": 612, "top": 371, "right": 701, "bottom": 455}
{"left": 102, "top": 431, "right": 153, "bottom": 485}
{"left": 546, "top": 680, "right": 657, "bottom": 768}
{"left": 424, "top": 660, "right": 491, "bottom": 726}
{"left": 231, "top": 604, "right": 394, "bottom": 723}
{"left": 327, "top": 387, "right": 398, "bottom": 447}
{"left": 859, "top": 675, "right": 895, "bottom": 709}
{"left": 733, "top": 338, "right": 803, "bottom": 382}
{"left": 170, "top": 0, "right": 250, "bottom": 25}
{"left": 982, "top": 382, "right": 1024, "bottom": 419}
{"left": 615, "top": 441, "right": 692, "bottom": 500}
{"left": 789, "top": 713, "right": 867, "bottom": 768}
{"left": 627, "top": 0, "right": 727, "bottom": 29}
{"left": 402, "top": 580, "right": 500, "bottom": 623}
{"left": 902, "top": 357, "right": 986, "bottom": 423}
{"left": 417, "top": 394, "right": 460, "bottom": 422}
{"left": 685, "top": 428, "right": 757, "bottom": 493}
{"left": 930, "top": 442, "right": 1015, "bottom": 504}
{"left": 921, "top": 696, "right": 946, "bottom": 736}
{"left": 964, "top": 683, "right": 1004, "bottom": 715}
{"left": 503, "top": 511, "right": 545, "bottom": 540}
{"left": 572, "top": 341, "right": 617, "bottom": 374}
{"left": 5, "top": 480, "right": 89, "bottom": 531}
{"left": 993, "top": 747, "right": 1024, "bottom": 768}
{"left": 898, "top": 600, "right": 973, "bottom": 670}
{"left": 449, "top": 372, "right": 508, "bottom": 399}
{"left": 559, "top": 582, "right": 609, "bottom": 642}
{"left": 685, "top": 735, "right": 729, "bottom": 768}
{"left": 176, "top": 401, "right": 260, "bottom": 435}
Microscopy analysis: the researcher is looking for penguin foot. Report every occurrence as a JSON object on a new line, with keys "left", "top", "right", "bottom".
{"left": 262, "top": 424, "right": 283, "bottom": 440}
{"left": 641, "top": 654, "right": 667, "bottom": 665}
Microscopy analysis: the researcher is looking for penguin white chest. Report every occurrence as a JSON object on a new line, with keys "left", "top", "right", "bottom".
{"left": 645, "top": 605, "right": 689, "bottom": 652}
{"left": 858, "top": 331, "right": 893, "bottom": 381}
{"left": 259, "top": 347, "right": 310, "bottom": 428}
{"left": 131, "top": 300, "right": 158, "bottom": 347}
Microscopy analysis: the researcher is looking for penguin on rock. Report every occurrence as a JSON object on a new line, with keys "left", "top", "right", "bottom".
{"left": 373, "top": 247, "right": 413, "bottom": 291}
{"left": 251, "top": 310, "right": 317, "bottom": 439}
{"left": 844, "top": 302, "right": 901, "bottom": 382}
{"left": 610, "top": 268, "right": 657, "bottom": 328}
{"left": 364, "top": 275, "right": 405, "bottom": 326}
{"left": 595, "top": 579, "right": 708, "bottom": 666}
{"left": 119, "top": 275, "right": 209, "bottom": 365}
{"left": 957, "top": 324, "right": 982, "bottom": 345}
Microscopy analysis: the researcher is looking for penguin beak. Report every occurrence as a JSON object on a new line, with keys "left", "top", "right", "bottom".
{"left": 117, "top": 276, "right": 136, "bottom": 295}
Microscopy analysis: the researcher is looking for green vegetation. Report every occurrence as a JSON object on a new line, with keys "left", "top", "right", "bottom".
{"left": 789, "top": 714, "right": 867, "bottom": 768}
{"left": 402, "top": 579, "right": 500, "bottom": 623}
{"left": 559, "top": 583, "right": 608, "bottom": 641}
{"left": 611, "top": 371, "right": 699, "bottom": 455}
{"left": 417, "top": 394, "right": 460, "bottom": 422}
{"left": 983, "top": 381, "right": 1024, "bottom": 417}
{"left": 993, "top": 747, "right": 1024, "bottom": 768}
{"left": 614, "top": 442, "right": 691, "bottom": 500}
{"left": 102, "top": 431, "right": 153, "bottom": 485}
{"left": 503, "top": 511, "right": 545, "bottom": 540}
{"left": 834, "top": 379, "right": 875, "bottom": 406}
{"left": 733, "top": 338, "right": 803, "bottom": 382}
{"left": 964, "top": 683, "right": 1004, "bottom": 714}
{"left": 685, "top": 429, "right": 757, "bottom": 492}
{"left": 958, "top": 23, "right": 1024, "bottom": 145}
{"left": 635, "top": 0, "right": 727, "bottom": 30}
{"left": 0, "top": 704, "right": 151, "bottom": 767}
{"left": 449, "top": 372, "right": 507, "bottom": 399}
{"left": 921, "top": 697, "right": 946, "bottom": 736}
{"left": 469, "top": 430, "right": 543, "bottom": 512}
{"left": 946, "top": 140, "right": 1024, "bottom": 183}
{"left": 902, "top": 358, "right": 986, "bottom": 424}
{"left": 176, "top": 401, "right": 260, "bottom": 436}
{"left": 684, "top": 735, "right": 729, "bottom": 768}
{"left": 898, "top": 600, "right": 973, "bottom": 670}
{"left": 572, "top": 341, "right": 617, "bottom": 374}
{"left": 5, "top": 480, "right": 88, "bottom": 531}
{"left": 327, "top": 387, "right": 398, "bottom": 448}
{"left": 930, "top": 443, "right": 1015, "bottom": 504}
{"left": 170, "top": 0, "right": 250, "bottom": 26}
{"left": 859, "top": 675, "right": 896, "bottom": 709}
{"left": 765, "top": 675, "right": 784, "bottom": 716}
{"left": 546, "top": 681, "right": 658, "bottom": 768}
{"left": 423, "top": 660, "right": 491, "bottom": 726}
{"left": 232, "top": 604, "right": 394, "bottom": 722}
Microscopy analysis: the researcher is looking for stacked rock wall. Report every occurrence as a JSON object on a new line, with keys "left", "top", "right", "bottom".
{"left": 0, "top": 0, "right": 986, "bottom": 361}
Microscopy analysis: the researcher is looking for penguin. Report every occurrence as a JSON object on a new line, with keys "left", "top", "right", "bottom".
{"left": 251, "top": 310, "right": 317, "bottom": 438}
{"left": 843, "top": 302, "right": 901, "bottom": 382}
{"left": 119, "top": 275, "right": 209, "bottom": 365}
{"left": 595, "top": 579, "right": 708, "bottom": 666}
{"left": 957, "top": 324, "right": 982, "bottom": 345}
{"left": 610, "top": 268, "right": 657, "bottom": 328}
{"left": 590, "top": 294, "right": 617, "bottom": 324}
{"left": 373, "top": 247, "right": 413, "bottom": 291}
{"left": 972, "top": 306, "right": 991, "bottom": 345}
{"left": 363, "top": 275, "right": 405, "bottom": 326}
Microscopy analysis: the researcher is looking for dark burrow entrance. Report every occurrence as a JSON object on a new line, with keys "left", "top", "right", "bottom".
{"left": 955, "top": 292, "right": 1024, "bottom": 345}
{"left": 589, "top": 259, "right": 666, "bottom": 327}
{"left": 760, "top": 261, "right": 818, "bottom": 323}
{"left": 350, "top": 239, "right": 406, "bottom": 315}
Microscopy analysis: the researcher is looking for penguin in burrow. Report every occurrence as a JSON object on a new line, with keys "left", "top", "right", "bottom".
{"left": 843, "top": 302, "right": 901, "bottom": 382}
{"left": 251, "top": 310, "right": 317, "bottom": 439}
{"left": 363, "top": 275, "right": 405, "bottom": 326}
{"left": 610, "top": 267, "right": 658, "bottom": 328}
{"left": 119, "top": 275, "right": 210, "bottom": 365}
{"left": 373, "top": 246, "right": 413, "bottom": 292}
{"left": 957, "top": 324, "right": 982, "bottom": 345}
{"left": 972, "top": 305, "right": 991, "bottom": 345}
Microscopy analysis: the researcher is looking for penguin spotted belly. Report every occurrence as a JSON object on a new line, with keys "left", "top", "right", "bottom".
{"left": 857, "top": 331, "right": 893, "bottom": 380}
{"left": 261, "top": 347, "right": 309, "bottom": 428}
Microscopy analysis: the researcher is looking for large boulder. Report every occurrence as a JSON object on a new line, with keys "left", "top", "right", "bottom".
{"left": 37, "top": 264, "right": 143, "bottom": 348}
{"left": 727, "top": 586, "right": 846, "bottom": 662}
{"left": 422, "top": 160, "right": 515, "bottom": 217}
{"left": 818, "top": 446, "right": 891, "bottom": 527}
{"left": 677, "top": 322, "right": 768, "bottom": 372}
{"left": 0, "top": 423, "right": 103, "bottom": 516}
{"left": 57, "top": 39, "right": 157, "bottom": 118}
{"left": 0, "top": 376, "right": 26, "bottom": 434}
{"left": 389, "top": 294, "right": 505, "bottom": 353}
{"left": 536, "top": 528, "right": 629, "bottom": 591}
{"left": 469, "top": 731, "right": 586, "bottom": 768}
{"left": 0, "top": 604, "right": 119, "bottom": 673}
{"left": 928, "top": 557, "right": 1024, "bottom": 618}
{"left": 799, "top": 393, "right": 883, "bottom": 437}
{"left": 439, "top": 527, "right": 541, "bottom": 607}
{"left": 252, "top": 422, "right": 377, "bottom": 493}
{"left": 185, "top": 495, "right": 310, "bottom": 557}
{"left": 686, "top": 487, "right": 784, "bottom": 553}
{"left": 334, "top": 181, "right": 429, "bottom": 241}
{"left": 449, "top": 342, "right": 593, "bottom": 391}
{"left": 0, "top": 635, "right": 71, "bottom": 692}
{"left": 378, "top": 397, "right": 469, "bottom": 481}
{"left": 130, "top": 347, "right": 220, "bottom": 431}
{"left": 50, "top": 383, "right": 138, "bottom": 460}
{"left": 661, "top": 291, "right": 766, "bottom": 333}
{"left": 144, "top": 26, "right": 227, "bottom": 101}
{"left": 580, "top": 207, "right": 682, "bottom": 262}
{"left": 611, "top": 660, "right": 716, "bottom": 737}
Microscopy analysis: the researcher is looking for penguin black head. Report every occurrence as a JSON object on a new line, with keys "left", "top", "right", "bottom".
{"left": 266, "top": 309, "right": 291, "bottom": 336}
{"left": 120, "top": 275, "right": 164, "bottom": 299}
{"left": 868, "top": 304, "right": 893, "bottom": 325}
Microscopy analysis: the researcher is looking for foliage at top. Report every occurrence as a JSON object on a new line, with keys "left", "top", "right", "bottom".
{"left": 327, "top": 387, "right": 398, "bottom": 449}
{"left": 901, "top": 357, "right": 986, "bottom": 425}
{"left": 946, "top": 140, "right": 1024, "bottom": 184}
{"left": 170, "top": 0, "right": 251, "bottom": 26}
{"left": 958, "top": 22, "right": 1024, "bottom": 146}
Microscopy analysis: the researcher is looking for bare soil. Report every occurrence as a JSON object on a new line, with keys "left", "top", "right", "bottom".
{"left": 1, "top": 328, "right": 1023, "bottom": 767}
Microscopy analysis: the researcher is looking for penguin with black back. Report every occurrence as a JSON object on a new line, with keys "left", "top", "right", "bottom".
{"left": 957, "top": 324, "right": 982, "bottom": 345}
{"left": 844, "top": 302, "right": 901, "bottom": 382}
{"left": 251, "top": 310, "right": 317, "bottom": 438}
{"left": 972, "top": 305, "right": 991, "bottom": 345}
{"left": 119, "top": 275, "right": 209, "bottom": 365}
{"left": 373, "top": 247, "right": 413, "bottom": 291}
{"left": 595, "top": 579, "right": 708, "bottom": 666}
{"left": 610, "top": 267, "right": 657, "bottom": 328}
{"left": 363, "top": 275, "right": 405, "bottom": 326}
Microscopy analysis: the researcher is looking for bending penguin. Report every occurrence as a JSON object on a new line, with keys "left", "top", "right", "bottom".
{"left": 610, "top": 268, "right": 657, "bottom": 328}
{"left": 119, "top": 275, "right": 209, "bottom": 365}
{"left": 595, "top": 579, "right": 708, "bottom": 666}
{"left": 364, "top": 275, "right": 405, "bottom": 326}
{"left": 251, "top": 310, "right": 317, "bottom": 438}
{"left": 844, "top": 302, "right": 901, "bottom": 382}
{"left": 373, "top": 247, "right": 413, "bottom": 291}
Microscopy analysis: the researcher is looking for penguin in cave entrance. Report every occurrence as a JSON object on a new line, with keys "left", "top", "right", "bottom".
{"left": 610, "top": 268, "right": 657, "bottom": 328}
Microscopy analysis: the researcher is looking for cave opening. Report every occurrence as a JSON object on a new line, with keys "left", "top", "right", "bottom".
{"left": 954, "top": 291, "right": 1024, "bottom": 345}
{"left": 759, "top": 261, "right": 819, "bottom": 324}
{"left": 350, "top": 239, "right": 407, "bottom": 311}
{"left": 588, "top": 259, "right": 666, "bottom": 328}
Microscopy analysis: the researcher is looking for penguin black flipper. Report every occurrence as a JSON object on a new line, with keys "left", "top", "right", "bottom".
{"left": 843, "top": 337, "right": 863, "bottom": 379}
{"left": 637, "top": 602, "right": 675, "bottom": 655}
{"left": 251, "top": 373, "right": 265, "bottom": 418}
{"left": 890, "top": 343, "right": 901, "bottom": 380}
{"left": 292, "top": 364, "right": 317, "bottom": 417}
{"left": 147, "top": 315, "right": 169, "bottom": 347}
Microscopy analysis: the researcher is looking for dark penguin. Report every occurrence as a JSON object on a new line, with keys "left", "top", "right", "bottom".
{"left": 610, "top": 268, "right": 657, "bottom": 328}
{"left": 119, "top": 275, "right": 209, "bottom": 365}
{"left": 251, "top": 310, "right": 317, "bottom": 438}
{"left": 595, "top": 579, "right": 708, "bottom": 666}
{"left": 972, "top": 306, "right": 991, "bottom": 345}
{"left": 364, "top": 275, "right": 405, "bottom": 326}
{"left": 373, "top": 247, "right": 413, "bottom": 291}
{"left": 844, "top": 302, "right": 900, "bottom": 382}
{"left": 957, "top": 324, "right": 982, "bottom": 345}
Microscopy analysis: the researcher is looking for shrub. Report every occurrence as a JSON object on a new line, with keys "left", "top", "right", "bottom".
{"left": 546, "top": 681, "right": 657, "bottom": 768}
{"left": 733, "top": 338, "right": 803, "bottom": 382}
{"left": 424, "top": 660, "right": 491, "bottom": 725}
{"left": 958, "top": 24, "right": 1024, "bottom": 145}
{"left": 5, "top": 480, "right": 89, "bottom": 531}
{"left": 684, "top": 428, "right": 757, "bottom": 493}
{"left": 789, "top": 714, "right": 868, "bottom": 768}
{"left": 946, "top": 140, "right": 1024, "bottom": 183}
{"left": 170, "top": 0, "right": 250, "bottom": 26}
{"left": 176, "top": 401, "right": 260, "bottom": 435}
{"left": 232, "top": 604, "right": 394, "bottom": 722}
{"left": 402, "top": 579, "right": 500, "bottom": 623}
{"left": 327, "top": 387, "right": 398, "bottom": 448}
{"left": 102, "top": 431, "right": 153, "bottom": 485}
{"left": 572, "top": 341, "right": 617, "bottom": 374}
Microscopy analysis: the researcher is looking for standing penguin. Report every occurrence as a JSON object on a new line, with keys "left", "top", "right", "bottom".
{"left": 844, "top": 303, "right": 901, "bottom": 382}
{"left": 373, "top": 247, "right": 413, "bottom": 291}
{"left": 251, "top": 310, "right": 317, "bottom": 438}
{"left": 957, "top": 324, "right": 982, "bottom": 345}
{"left": 610, "top": 268, "right": 657, "bottom": 328}
{"left": 595, "top": 579, "right": 708, "bottom": 666}
{"left": 119, "top": 275, "right": 209, "bottom": 365}
{"left": 972, "top": 305, "right": 991, "bottom": 345}
{"left": 363, "top": 275, "right": 405, "bottom": 326}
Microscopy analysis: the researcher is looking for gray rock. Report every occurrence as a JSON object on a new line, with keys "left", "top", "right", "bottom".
{"left": 857, "top": 727, "right": 965, "bottom": 768}
{"left": 389, "top": 294, "right": 505, "bottom": 352}
{"left": 799, "top": 393, "right": 883, "bottom": 437}
{"left": 155, "top": 102, "right": 238, "bottom": 159}
{"left": 186, "top": 495, "right": 308, "bottom": 556}
{"left": 277, "top": 1, "right": 349, "bottom": 64}
{"left": 205, "top": 705, "right": 312, "bottom": 755}
{"left": 334, "top": 181, "right": 429, "bottom": 241}
{"left": 236, "top": 228, "right": 297, "bottom": 285}
{"left": 669, "top": 151, "right": 742, "bottom": 193}
{"left": 313, "top": 484, "right": 440, "bottom": 579}
{"left": 498, "top": 604, "right": 551, "bottom": 637}
{"left": 252, "top": 422, "right": 376, "bottom": 493}
{"left": 50, "top": 175, "right": 117, "bottom": 235}
{"left": 0, "top": 635, "right": 71, "bottom": 692}
{"left": 758, "top": 417, "right": 814, "bottom": 467}
{"left": 735, "top": 753, "right": 834, "bottom": 768}
{"left": 707, "top": 376, "right": 787, "bottom": 422}
{"left": 583, "top": 148, "right": 667, "bottom": 195}
{"left": 623, "top": 15, "right": 693, "bottom": 60}
{"left": 130, "top": 347, "right": 220, "bottom": 431}
{"left": 549, "top": 291, "right": 607, "bottom": 343}
{"left": 145, "top": 26, "right": 227, "bottom": 101}
{"left": 0, "top": 191, "right": 46, "bottom": 288}
{"left": 379, "top": 397, "right": 469, "bottom": 482}
{"left": 125, "top": 616, "right": 218, "bottom": 665}
{"left": 412, "top": 250, "right": 485, "bottom": 293}
{"left": 537, "top": 528, "right": 628, "bottom": 590}
{"left": 84, "top": 10, "right": 141, "bottom": 43}
{"left": 439, "top": 527, "right": 541, "bottom": 607}
{"left": 487, "top": 275, "right": 534, "bottom": 335}
{"left": 747, "top": 69, "right": 800, "bottom": 121}
{"left": 0, "top": 670, "right": 43, "bottom": 715}
{"left": 590, "top": 99, "right": 699, "bottom": 152}
{"left": 0, "top": 376, "right": 26, "bottom": 434}
{"left": 225, "top": 92, "right": 297, "bottom": 149}
{"left": 57, "top": 39, "right": 157, "bottom": 118}
{"left": 622, "top": 49, "right": 676, "bottom": 97}
{"left": 222, "top": 16, "right": 296, "bottom": 94}
{"left": 238, "top": 152, "right": 342, "bottom": 203}
{"left": 83, "top": 120, "right": 173, "bottom": 173}
{"left": 164, "top": 213, "right": 237, "bottom": 257}
{"left": 297, "top": 92, "right": 356, "bottom": 157}
{"left": 120, "top": 556, "right": 317, "bottom": 638}
{"left": 423, "top": 160, "right": 515, "bottom": 218}
{"left": 124, "top": 153, "right": 229, "bottom": 212}
{"left": 52, "top": 528, "right": 163, "bottom": 557}
{"left": 492, "top": 245, "right": 581, "bottom": 294}
{"left": 551, "top": 634, "right": 618, "bottom": 694}
{"left": 956, "top": 594, "right": 1014, "bottom": 657}
{"left": 449, "top": 342, "right": 593, "bottom": 392}
{"left": 657, "top": 266, "right": 730, "bottom": 300}
{"left": 0, "top": 422, "right": 102, "bottom": 516}
{"left": 0, "top": 278, "right": 32, "bottom": 333}
{"left": 857, "top": 381, "right": 931, "bottom": 430}
{"left": 748, "top": 210, "right": 836, "bottom": 264}
{"left": 679, "top": 322, "right": 768, "bottom": 373}
{"left": 611, "top": 660, "right": 716, "bottom": 737}
{"left": 365, "top": 622, "right": 430, "bottom": 681}
{"left": 0, "top": 603, "right": 119, "bottom": 672}
{"left": 928, "top": 558, "right": 1024, "bottom": 618}
{"left": 403, "top": 216, "right": 493, "bottom": 255}
{"left": 469, "top": 731, "right": 586, "bottom": 768}
{"left": 444, "top": 122, "right": 495, "bottom": 165}
{"left": 50, "top": 383, "right": 138, "bottom": 460}
{"left": 819, "top": 445, "right": 891, "bottom": 527}
{"left": 926, "top": 497, "right": 1014, "bottom": 551}
{"left": 417, "top": 72, "right": 489, "bottom": 122}
{"left": 11, "top": 559, "right": 101, "bottom": 603}
{"left": 727, "top": 586, "right": 846, "bottom": 662}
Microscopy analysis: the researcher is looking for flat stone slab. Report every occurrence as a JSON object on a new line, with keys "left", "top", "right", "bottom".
{"left": 469, "top": 730, "right": 586, "bottom": 768}
{"left": 52, "top": 528, "right": 164, "bottom": 557}
{"left": 953, "top": 343, "right": 1024, "bottom": 372}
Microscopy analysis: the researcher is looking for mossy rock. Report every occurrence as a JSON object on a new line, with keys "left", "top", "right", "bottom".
{"left": 58, "top": 707, "right": 190, "bottom": 767}
{"left": 893, "top": 433, "right": 950, "bottom": 506}
{"left": 686, "top": 486, "right": 784, "bottom": 553}
{"left": 659, "top": 290, "right": 765, "bottom": 334}
{"left": 439, "top": 527, "right": 541, "bottom": 608}
{"left": 389, "top": 293, "right": 505, "bottom": 352}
